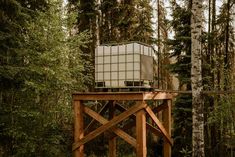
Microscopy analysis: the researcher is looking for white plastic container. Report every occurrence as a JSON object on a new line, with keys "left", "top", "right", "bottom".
{"left": 95, "top": 42, "right": 155, "bottom": 88}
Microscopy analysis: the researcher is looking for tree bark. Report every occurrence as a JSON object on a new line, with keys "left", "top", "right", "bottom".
{"left": 191, "top": 0, "right": 205, "bottom": 157}
{"left": 96, "top": 0, "right": 101, "bottom": 45}
{"left": 224, "top": 0, "right": 231, "bottom": 90}
{"left": 157, "top": 0, "right": 161, "bottom": 89}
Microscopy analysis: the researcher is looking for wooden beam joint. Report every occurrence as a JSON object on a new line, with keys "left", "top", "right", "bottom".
{"left": 72, "top": 101, "right": 146, "bottom": 151}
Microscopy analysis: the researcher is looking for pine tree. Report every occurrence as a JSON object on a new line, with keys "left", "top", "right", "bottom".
{"left": 0, "top": 0, "right": 91, "bottom": 156}
{"left": 68, "top": 0, "right": 96, "bottom": 90}
{"left": 167, "top": 2, "right": 192, "bottom": 156}
{"left": 133, "top": 0, "right": 154, "bottom": 44}
{"left": 204, "top": 0, "right": 235, "bottom": 156}
{"left": 155, "top": 0, "right": 172, "bottom": 89}
{"left": 99, "top": 0, "right": 120, "bottom": 43}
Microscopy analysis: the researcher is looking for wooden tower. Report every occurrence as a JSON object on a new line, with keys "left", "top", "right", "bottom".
{"left": 72, "top": 92, "right": 173, "bottom": 157}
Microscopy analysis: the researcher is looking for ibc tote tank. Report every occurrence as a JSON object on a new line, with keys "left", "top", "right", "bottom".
{"left": 95, "top": 42, "right": 156, "bottom": 89}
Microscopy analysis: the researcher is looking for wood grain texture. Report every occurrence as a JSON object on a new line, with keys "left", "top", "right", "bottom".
{"left": 74, "top": 101, "right": 84, "bottom": 157}
{"left": 72, "top": 101, "right": 146, "bottom": 151}
{"left": 109, "top": 102, "right": 116, "bottom": 157}
{"left": 145, "top": 106, "right": 173, "bottom": 145}
{"left": 73, "top": 92, "right": 173, "bottom": 101}
{"left": 84, "top": 106, "right": 136, "bottom": 147}
{"left": 136, "top": 109, "right": 147, "bottom": 157}
{"left": 163, "top": 100, "right": 172, "bottom": 157}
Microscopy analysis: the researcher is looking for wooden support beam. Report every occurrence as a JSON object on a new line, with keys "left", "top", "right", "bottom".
{"left": 109, "top": 138, "right": 116, "bottom": 157}
{"left": 163, "top": 100, "right": 172, "bottom": 157}
{"left": 85, "top": 101, "right": 109, "bottom": 133}
{"left": 145, "top": 106, "right": 173, "bottom": 146}
{"left": 73, "top": 92, "right": 173, "bottom": 101}
{"left": 72, "top": 101, "right": 146, "bottom": 151}
{"left": 108, "top": 119, "right": 161, "bottom": 140}
{"left": 136, "top": 108, "right": 147, "bottom": 157}
{"left": 152, "top": 103, "right": 167, "bottom": 113}
{"left": 115, "top": 103, "right": 161, "bottom": 136}
{"left": 72, "top": 92, "right": 174, "bottom": 157}
{"left": 108, "top": 120, "right": 135, "bottom": 140}
{"left": 109, "top": 102, "right": 116, "bottom": 157}
{"left": 83, "top": 106, "right": 136, "bottom": 147}
{"left": 73, "top": 92, "right": 143, "bottom": 101}
{"left": 74, "top": 101, "right": 84, "bottom": 157}
{"left": 143, "top": 92, "right": 173, "bottom": 100}
{"left": 146, "top": 123, "right": 162, "bottom": 136}
{"left": 115, "top": 103, "right": 136, "bottom": 120}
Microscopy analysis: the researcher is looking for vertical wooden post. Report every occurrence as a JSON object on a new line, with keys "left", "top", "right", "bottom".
{"left": 74, "top": 100, "right": 84, "bottom": 157}
{"left": 136, "top": 102, "right": 147, "bottom": 157}
{"left": 109, "top": 101, "right": 116, "bottom": 157}
{"left": 163, "top": 100, "right": 172, "bottom": 157}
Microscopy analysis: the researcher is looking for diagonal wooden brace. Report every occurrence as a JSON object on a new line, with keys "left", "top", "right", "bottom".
{"left": 85, "top": 101, "right": 110, "bottom": 132}
{"left": 152, "top": 103, "right": 167, "bottom": 113}
{"left": 72, "top": 101, "right": 147, "bottom": 151}
{"left": 145, "top": 106, "right": 173, "bottom": 146}
{"left": 115, "top": 103, "right": 162, "bottom": 136}
{"left": 84, "top": 106, "right": 136, "bottom": 147}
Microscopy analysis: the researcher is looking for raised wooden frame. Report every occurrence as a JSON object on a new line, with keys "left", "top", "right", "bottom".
{"left": 73, "top": 92, "right": 173, "bottom": 157}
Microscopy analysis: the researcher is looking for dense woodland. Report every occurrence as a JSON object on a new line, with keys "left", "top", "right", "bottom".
{"left": 0, "top": 0, "right": 234, "bottom": 157}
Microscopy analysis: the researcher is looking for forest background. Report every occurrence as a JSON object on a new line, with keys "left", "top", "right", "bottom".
{"left": 0, "top": 0, "right": 234, "bottom": 156}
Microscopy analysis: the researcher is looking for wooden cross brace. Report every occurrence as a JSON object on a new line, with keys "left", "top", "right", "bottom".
{"left": 72, "top": 101, "right": 146, "bottom": 151}
{"left": 73, "top": 101, "right": 172, "bottom": 151}
{"left": 115, "top": 102, "right": 173, "bottom": 145}
{"left": 73, "top": 92, "right": 173, "bottom": 157}
{"left": 84, "top": 106, "right": 137, "bottom": 147}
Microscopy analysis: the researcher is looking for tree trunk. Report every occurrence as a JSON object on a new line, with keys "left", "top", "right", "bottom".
{"left": 224, "top": 0, "right": 231, "bottom": 90}
{"left": 157, "top": 0, "right": 161, "bottom": 89}
{"left": 210, "top": 0, "right": 217, "bottom": 156}
{"left": 191, "top": 0, "right": 205, "bottom": 156}
{"left": 96, "top": 0, "right": 101, "bottom": 45}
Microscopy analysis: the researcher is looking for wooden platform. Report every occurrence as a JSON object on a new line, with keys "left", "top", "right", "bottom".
{"left": 72, "top": 92, "right": 173, "bottom": 157}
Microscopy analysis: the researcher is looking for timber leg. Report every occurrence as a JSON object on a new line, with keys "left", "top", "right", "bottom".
{"left": 163, "top": 100, "right": 172, "bottom": 157}
{"left": 136, "top": 103, "right": 147, "bottom": 157}
{"left": 109, "top": 101, "right": 116, "bottom": 157}
{"left": 74, "top": 100, "right": 84, "bottom": 157}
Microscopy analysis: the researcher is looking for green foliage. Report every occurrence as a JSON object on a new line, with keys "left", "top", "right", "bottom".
{"left": 132, "top": 0, "right": 154, "bottom": 44}
{"left": 0, "top": 0, "right": 91, "bottom": 156}
{"left": 208, "top": 95, "right": 235, "bottom": 125}
{"left": 100, "top": 0, "right": 119, "bottom": 43}
{"left": 172, "top": 94, "right": 192, "bottom": 157}
{"left": 180, "top": 146, "right": 192, "bottom": 157}
{"left": 99, "top": 0, "right": 154, "bottom": 44}
{"left": 206, "top": 94, "right": 235, "bottom": 156}
{"left": 202, "top": 0, "right": 234, "bottom": 156}
{"left": 167, "top": 3, "right": 192, "bottom": 157}
{"left": 168, "top": 4, "right": 191, "bottom": 86}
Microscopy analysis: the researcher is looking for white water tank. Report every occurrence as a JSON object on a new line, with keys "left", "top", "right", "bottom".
{"left": 95, "top": 42, "right": 156, "bottom": 88}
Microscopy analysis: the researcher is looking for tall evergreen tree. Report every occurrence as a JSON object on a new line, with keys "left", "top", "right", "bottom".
{"left": 133, "top": 0, "right": 154, "bottom": 44}
{"left": 167, "top": 2, "right": 192, "bottom": 156}
{"left": 68, "top": 0, "right": 95, "bottom": 90}
{"left": 204, "top": 0, "right": 235, "bottom": 156}
{"left": 0, "top": 0, "right": 91, "bottom": 156}
{"left": 99, "top": 0, "right": 120, "bottom": 43}
{"left": 155, "top": 0, "right": 172, "bottom": 89}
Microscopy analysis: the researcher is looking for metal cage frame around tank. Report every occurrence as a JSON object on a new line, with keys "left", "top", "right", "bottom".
{"left": 95, "top": 41, "right": 158, "bottom": 89}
